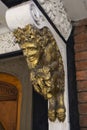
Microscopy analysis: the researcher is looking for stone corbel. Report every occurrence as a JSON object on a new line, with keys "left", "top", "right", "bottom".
{"left": 13, "top": 24, "right": 65, "bottom": 122}
{"left": 5, "top": 1, "right": 70, "bottom": 130}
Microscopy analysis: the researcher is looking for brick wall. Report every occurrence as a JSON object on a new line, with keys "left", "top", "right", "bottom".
{"left": 74, "top": 19, "right": 87, "bottom": 130}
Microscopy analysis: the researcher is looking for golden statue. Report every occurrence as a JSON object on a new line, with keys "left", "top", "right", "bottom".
{"left": 14, "top": 24, "right": 66, "bottom": 122}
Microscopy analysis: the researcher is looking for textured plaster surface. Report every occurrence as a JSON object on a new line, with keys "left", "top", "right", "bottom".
{"left": 37, "top": 0, "right": 72, "bottom": 40}
{"left": 0, "top": 31, "right": 20, "bottom": 54}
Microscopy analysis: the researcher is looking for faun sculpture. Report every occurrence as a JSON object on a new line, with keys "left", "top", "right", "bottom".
{"left": 14, "top": 24, "right": 66, "bottom": 122}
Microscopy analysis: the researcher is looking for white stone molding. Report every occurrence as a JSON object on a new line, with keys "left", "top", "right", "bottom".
{"left": 47, "top": 22, "right": 70, "bottom": 130}
{"left": 37, "top": 0, "right": 72, "bottom": 40}
{"left": 0, "top": 0, "right": 72, "bottom": 54}
{"left": 0, "top": 31, "right": 20, "bottom": 54}
{"left": 5, "top": 0, "right": 72, "bottom": 40}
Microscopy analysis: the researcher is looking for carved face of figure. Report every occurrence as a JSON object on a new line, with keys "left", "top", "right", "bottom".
{"left": 21, "top": 42, "right": 41, "bottom": 69}
{"left": 14, "top": 25, "right": 43, "bottom": 69}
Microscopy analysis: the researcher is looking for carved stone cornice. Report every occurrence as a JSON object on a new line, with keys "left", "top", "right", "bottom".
{"left": 37, "top": 0, "right": 72, "bottom": 40}
{"left": 0, "top": 0, "right": 72, "bottom": 55}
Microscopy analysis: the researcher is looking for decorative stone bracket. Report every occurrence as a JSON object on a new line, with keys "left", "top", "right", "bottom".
{"left": 13, "top": 24, "right": 65, "bottom": 122}
{"left": 5, "top": 1, "right": 70, "bottom": 129}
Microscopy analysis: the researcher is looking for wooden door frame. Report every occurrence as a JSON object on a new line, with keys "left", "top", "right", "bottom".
{"left": 0, "top": 73, "right": 22, "bottom": 130}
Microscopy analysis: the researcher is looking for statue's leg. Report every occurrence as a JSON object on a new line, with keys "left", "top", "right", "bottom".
{"left": 56, "top": 91, "right": 66, "bottom": 122}
{"left": 48, "top": 96, "right": 56, "bottom": 122}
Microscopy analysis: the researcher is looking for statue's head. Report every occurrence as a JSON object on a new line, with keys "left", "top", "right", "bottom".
{"left": 21, "top": 41, "right": 41, "bottom": 69}
{"left": 14, "top": 24, "right": 62, "bottom": 69}
{"left": 14, "top": 25, "right": 43, "bottom": 69}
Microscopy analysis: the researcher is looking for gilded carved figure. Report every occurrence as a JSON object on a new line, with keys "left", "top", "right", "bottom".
{"left": 14, "top": 24, "right": 66, "bottom": 122}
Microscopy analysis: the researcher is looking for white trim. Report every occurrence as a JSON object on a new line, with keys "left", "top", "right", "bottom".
{"left": 48, "top": 23, "right": 70, "bottom": 130}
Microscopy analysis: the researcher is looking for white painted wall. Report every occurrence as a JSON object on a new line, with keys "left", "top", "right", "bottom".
{"left": 0, "top": 1, "right": 8, "bottom": 31}
{"left": 62, "top": 0, "right": 87, "bottom": 21}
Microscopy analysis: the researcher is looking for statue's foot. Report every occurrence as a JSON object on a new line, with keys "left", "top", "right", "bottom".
{"left": 56, "top": 107, "right": 66, "bottom": 122}
{"left": 48, "top": 110, "right": 56, "bottom": 122}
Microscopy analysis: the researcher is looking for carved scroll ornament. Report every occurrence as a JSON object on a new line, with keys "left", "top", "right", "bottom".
{"left": 14, "top": 24, "right": 66, "bottom": 122}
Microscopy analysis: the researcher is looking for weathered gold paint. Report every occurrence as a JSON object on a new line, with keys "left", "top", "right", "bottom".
{"left": 14, "top": 24, "right": 66, "bottom": 122}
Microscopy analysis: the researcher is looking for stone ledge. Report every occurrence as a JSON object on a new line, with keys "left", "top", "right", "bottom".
{"left": 0, "top": 31, "right": 20, "bottom": 54}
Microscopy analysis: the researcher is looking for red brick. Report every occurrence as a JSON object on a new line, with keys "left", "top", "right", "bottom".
{"left": 74, "top": 32, "right": 87, "bottom": 43}
{"left": 77, "top": 81, "right": 87, "bottom": 91}
{"left": 74, "top": 18, "right": 87, "bottom": 26}
{"left": 75, "top": 51, "right": 87, "bottom": 61}
{"left": 80, "top": 116, "right": 87, "bottom": 127}
{"left": 80, "top": 128, "right": 87, "bottom": 130}
{"left": 78, "top": 104, "right": 87, "bottom": 114}
{"left": 78, "top": 18, "right": 87, "bottom": 26}
{"left": 74, "top": 18, "right": 87, "bottom": 130}
{"left": 74, "top": 42, "right": 87, "bottom": 52}
{"left": 75, "top": 61, "right": 87, "bottom": 71}
{"left": 74, "top": 26, "right": 87, "bottom": 35}
{"left": 78, "top": 92, "right": 87, "bottom": 102}
{"left": 76, "top": 71, "right": 87, "bottom": 80}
